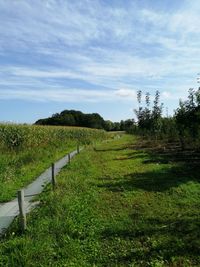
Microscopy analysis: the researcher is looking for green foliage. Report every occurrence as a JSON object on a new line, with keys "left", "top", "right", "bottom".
{"left": 0, "top": 124, "right": 106, "bottom": 201}
{"left": 36, "top": 109, "right": 107, "bottom": 130}
{"left": 134, "top": 90, "right": 164, "bottom": 138}
{"left": 132, "top": 87, "right": 200, "bottom": 149}
{"left": 1, "top": 135, "right": 200, "bottom": 266}
{"left": 35, "top": 109, "right": 134, "bottom": 132}
{"left": 175, "top": 88, "right": 200, "bottom": 149}
{"left": 0, "top": 125, "right": 27, "bottom": 150}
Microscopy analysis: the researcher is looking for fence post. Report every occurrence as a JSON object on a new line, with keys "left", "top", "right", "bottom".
{"left": 52, "top": 163, "right": 56, "bottom": 189}
{"left": 68, "top": 153, "right": 71, "bottom": 164}
{"left": 17, "top": 189, "right": 26, "bottom": 232}
{"left": 93, "top": 141, "right": 96, "bottom": 150}
{"left": 77, "top": 143, "right": 80, "bottom": 154}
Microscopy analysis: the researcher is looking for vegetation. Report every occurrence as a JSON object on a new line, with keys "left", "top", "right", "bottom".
{"left": 0, "top": 124, "right": 106, "bottom": 202}
{"left": 175, "top": 88, "right": 200, "bottom": 149}
{"left": 0, "top": 134, "right": 200, "bottom": 266}
{"left": 133, "top": 88, "right": 200, "bottom": 150}
{"left": 1, "top": 84, "right": 200, "bottom": 266}
{"left": 35, "top": 109, "right": 134, "bottom": 132}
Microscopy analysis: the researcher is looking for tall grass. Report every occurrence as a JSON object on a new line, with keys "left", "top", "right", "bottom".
{"left": 0, "top": 124, "right": 106, "bottom": 202}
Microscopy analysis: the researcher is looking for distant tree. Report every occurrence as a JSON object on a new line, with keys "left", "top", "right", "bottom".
{"left": 145, "top": 92, "right": 150, "bottom": 107}
{"left": 137, "top": 90, "right": 142, "bottom": 105}
{"left": 36, "top": 110, "right": 110, "bottom": 130}
{"left": 175, "top": 88, "right": 200, "bottom": 148}
{"left": 113, "top": 122, "right": 120, "bottom": 131}
{"left": 134, "top": 90, "right": 164, "bottom": 138}
{"left": 104, "top": 120, "right": 114, "bottom": 131}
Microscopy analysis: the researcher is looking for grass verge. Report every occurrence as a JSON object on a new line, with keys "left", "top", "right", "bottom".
{"left": 0, "top": 124, "right": 106, "bottom": 202}
{"left": 0, "top": 134, "right": 200, "bottom": 266}
{"left": 0, "top": 141, "right": 76, "bottom": 202}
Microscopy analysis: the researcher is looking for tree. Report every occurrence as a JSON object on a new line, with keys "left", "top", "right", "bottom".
{"left": 134, "top": 90, "right": 163, "bottom": 138}
{"left": 35, "top": 110, "right": 111, "bottom": 130}
{"left": 175, "top": 88, "right": 200, "bottom": 148}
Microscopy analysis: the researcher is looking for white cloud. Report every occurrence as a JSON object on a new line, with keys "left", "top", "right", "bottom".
{"left": 0, "top": 87, "right": 137, "bottom": 103}
{"left": 161, "top": 91, "right": 173, "bottom": 100}
{"left": 9, "top": 67, "right": 81, "bottom": 79}
{"left": 116, "top": 88, "right": 136, "bottom": 98}
{"left": 0, "top": 0, "right": 200, "bottom": 109}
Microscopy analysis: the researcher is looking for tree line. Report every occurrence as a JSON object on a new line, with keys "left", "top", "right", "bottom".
{"left": 132, "top": 87, "right": 200, "bottom": 150}
{"left": 35, "top": 109, "right": 133, "bottom": 132}
{"left": 35, "top": 86, "right": 200, "bottom": 150}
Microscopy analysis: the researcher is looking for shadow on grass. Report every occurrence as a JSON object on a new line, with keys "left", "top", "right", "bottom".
{"left": 98, "top": 166, "right": 192, "bottom": 192}
{"left": 94, "top": 146, "right": 129, "bottom": 152}
{"left": 113, "top": 151, "right": 147, "bottom": 161}
{"left": 98, "top": 143, "right": 200, "bottom": 192}
{"left": 100, "top": 215, "right": 200, "bottom": 264}
{"left": 96, "top": 141, "right": 200, "bottom": 264}
{"left": 145, "top": 148, "right": 200, "bottom": 164}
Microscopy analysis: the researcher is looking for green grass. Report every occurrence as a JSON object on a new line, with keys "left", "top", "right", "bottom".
{"left": 0, "top": 141, "right": 75, "bottom": 202}
{"left": 1, "top": 134, "right": 200, "bottom": 266}
{"left": 0, "top": 124, "right": 106, "bottom": 202}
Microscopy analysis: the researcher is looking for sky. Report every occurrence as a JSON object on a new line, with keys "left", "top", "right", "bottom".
{"left": 0, "top": 0, "right": 200, "bottom": 123}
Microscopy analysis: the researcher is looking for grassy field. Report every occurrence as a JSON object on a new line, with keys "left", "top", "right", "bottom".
{"left": 0, "top": 124, "right": 106, "bottom": 202}
{"left": 0, "top": 134, "right": 200, "bottom": 266}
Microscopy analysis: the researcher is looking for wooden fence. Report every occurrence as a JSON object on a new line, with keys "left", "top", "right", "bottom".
{"left": 17, "top": 144, "right": 80, "bottom": 233}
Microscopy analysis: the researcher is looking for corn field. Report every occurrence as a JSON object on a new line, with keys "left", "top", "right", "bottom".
{"left": 0, "top": 124, "right": 107, "bottom": 202}
{"left": 0, "top": 124, "right": 106, "bottom": 151}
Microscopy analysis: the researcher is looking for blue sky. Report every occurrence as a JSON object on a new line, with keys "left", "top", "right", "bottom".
{"left": 0, "top": 0, "right": 200, "bottom": 123}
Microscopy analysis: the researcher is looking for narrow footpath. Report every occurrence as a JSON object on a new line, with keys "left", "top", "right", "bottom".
{"left": 0, "top": 149, "right": 78, "bottom": 235}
